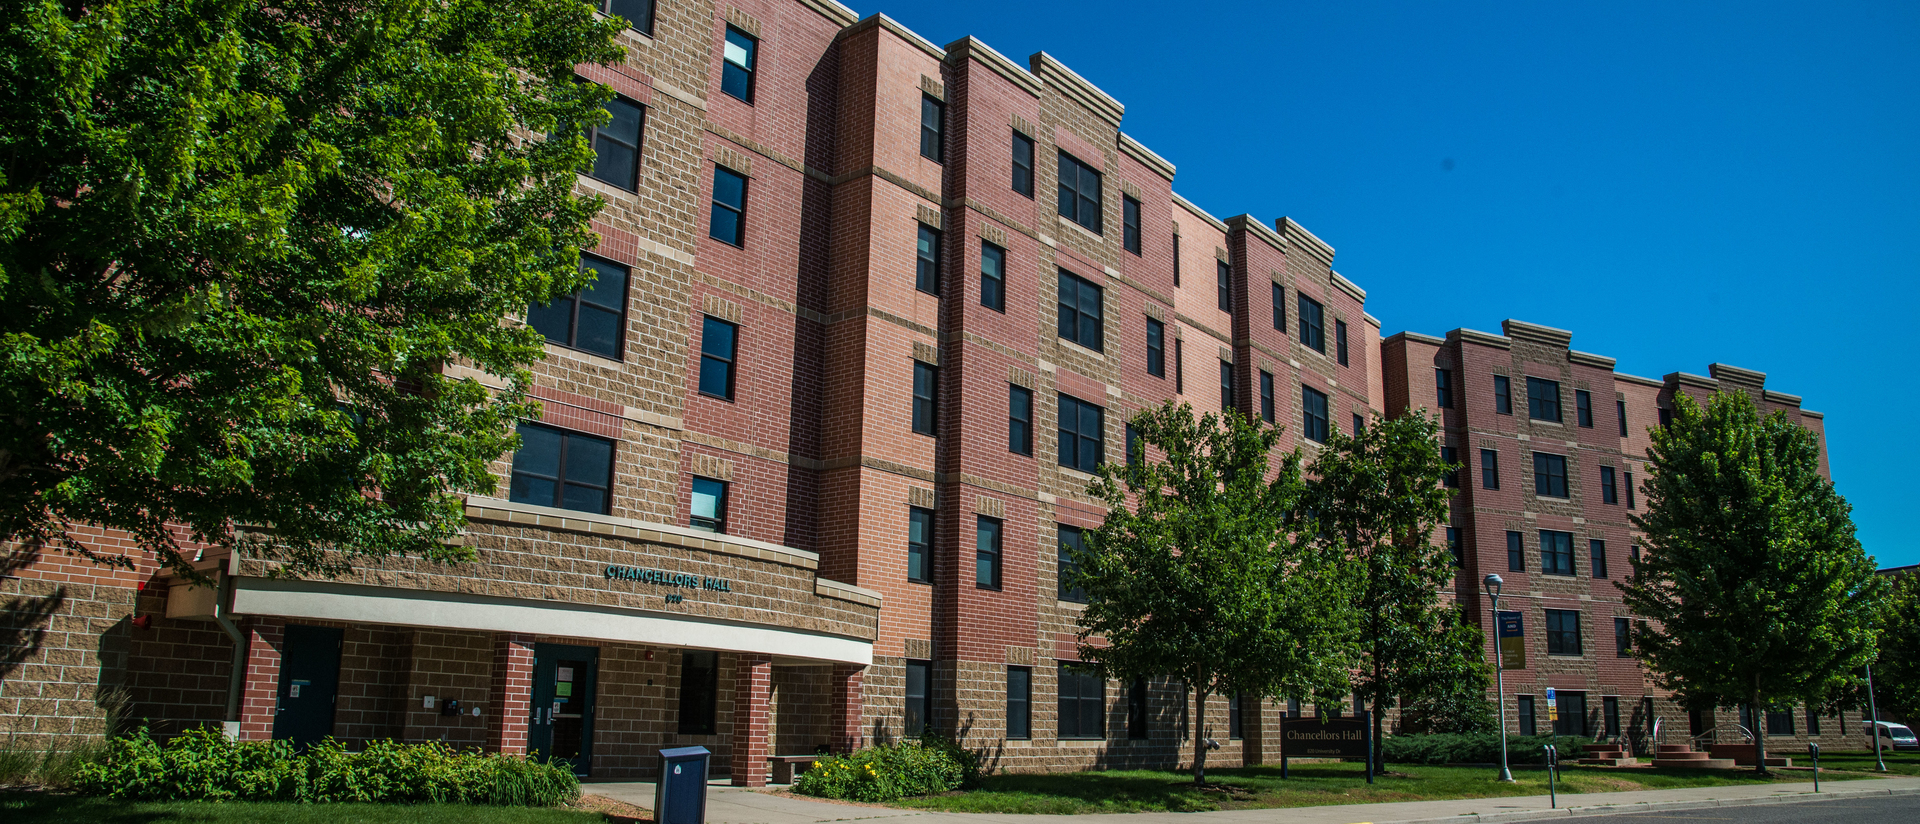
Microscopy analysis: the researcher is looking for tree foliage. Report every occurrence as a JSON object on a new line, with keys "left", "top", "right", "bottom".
{"left": 1306, "top": 411, "right": 1488, "bottom": 762}
{"left": 1618, "top": 390, "right": 1882, "bottom": 772}
{"left": 1872, "top": 573, "right": 1920, "bottom": 725}
{"left": 1075, "top": 402, "right": 1357, "bottom": 784}
{"left": 0, "top": 0, "right": 623, "bottom": 576}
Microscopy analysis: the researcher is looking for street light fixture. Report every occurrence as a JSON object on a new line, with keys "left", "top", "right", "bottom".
{"left": 1485, "top": 573, "right": 1514, "bottom": 783}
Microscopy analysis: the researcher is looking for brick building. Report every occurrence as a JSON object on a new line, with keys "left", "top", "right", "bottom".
{"left": 0, "top": 0, "right": 1861, "bottom": 780}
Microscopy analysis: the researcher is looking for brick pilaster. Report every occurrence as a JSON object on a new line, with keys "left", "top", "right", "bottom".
{"left": 829, "top": 663, "right": 865, "bottom": 753}
{"left": 486, "top": 633, "right": 536, "bottom": 754}
{"left": 235, "top": 618, "right": 284, "bottom": 740}
{"left": 730, "top": 653, "right": 773, "bottom": 786}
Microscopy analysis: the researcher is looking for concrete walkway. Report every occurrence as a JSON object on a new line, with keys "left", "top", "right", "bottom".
{"left": 584, "top": 774, "right": 1920, "bottom": 824}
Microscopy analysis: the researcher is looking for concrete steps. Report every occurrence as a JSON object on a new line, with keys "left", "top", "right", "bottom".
{"left": 1576, "top": 743, "right": 1640, "bottom": 766}
{"left": 1709, "top": 743, "right": 1794, "bottom": 767}
{"left": 1649, "top": 744, "right": 1739, "bottom": 770}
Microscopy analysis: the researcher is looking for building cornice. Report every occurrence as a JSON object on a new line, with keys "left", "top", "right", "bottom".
{"left": 796, "top": 0, "right": 858, "bottom": 28}
{"left": 1763, "top": 389, "right": 1803, "bottom": 405}
{"left": 844, "top": 14, "right": 945, "bottom": 62}
{"left": 1331, "top": 271, "right": 1366, "bottom": 303}
{"left": 1385, "top": 330, "right": 1446, "bottom": 347}
{"left": 1276, "top": 217, "right": 1334, "bottom": 266}
{"left": 1117, "top": 132, "right": 1175, "bottom": 180}
{"left": 465, "top": 496, "right": 824, "bottom": 571}
{"left": 1224, "top": 214, "right": 1286, "bottom": 254}
{"left": 1363, "top": 312, "right": 1382, "bottom": 327}
{"left": 1501, "top": 318, "right": 1574, "bottom": 349}
{"left": 1668, "top": 372, "right": 1719, "bottom": 390}
{"left": 1568, "top": 350, "right": 1617, "bottom": 370}
{"left": 1172, "top": 192, "right": 1228, "bottom": 234}
{"left": 1709, "top": 362, "right": 1768, "bottom": 387}
{"left": 1615, "top": 372, "right": 1663, "bottom": 388}
{"left": 1028, "top": 51, "right": 1124, "bottom": 127}
{"left": 1449, "top": 328, "right": 1511, "bottom": 350}
{"left": 944, "top": 36, "right": 1040, "bottom": 98}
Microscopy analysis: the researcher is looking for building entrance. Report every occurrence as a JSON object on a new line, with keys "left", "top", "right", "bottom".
{"left": 530, "top": 643, "right": 598, "bottom": 776}
{"left": 272, "top": 624, "right": 343, "bottom": 747}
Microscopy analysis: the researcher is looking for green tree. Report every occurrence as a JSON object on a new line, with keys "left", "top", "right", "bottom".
{"left": 1872, "top": 574, "right": 1920, "bottom": 725}
{"left": 1618, "top": 390, "right": 1882, "bottom": 774}
{"left": 1074, "top": 402, "right": 1357, "bottom": 784}
{"left": 1, "top": 0, "right": 623, "bottom": 577}
{"left": 1307, "top": 412, "right": 1485, "bottom": 768}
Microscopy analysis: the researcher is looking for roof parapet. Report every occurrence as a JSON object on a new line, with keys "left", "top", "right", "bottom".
{"left": 1118, "top": 132, "right": 1175, "bottom": 180}
{"left": 1029, "top": 52, "right": 1124, "bottom": 127}
{"left": 1667, "top": 372, "right": 1719, "bottom": 391}
{"left": 1363, "top": 312, "right": 1382, "bottom": 327}
{"left": 1172, "top": 192, "right": 1228, "bottom": 234}
{"left": 1500, "top": 319, "right": 1573, "bottom": 349}
{"left": 1764, "top": 389, "right": 1803, "bottom": 405}
{"left": 1225, "top": 214, "right": 1286, "bottom": 254}
{"left": 1708, "top": 362, "right": 1767, "bottom": 388}
{"left": 1568, "top": 350, "right": 1617, "bottom": 370}
{"left": 1331, "top": 271, "right": 1366, "bottom": 303}
{"left": 1385, "top": 330, "right": 1447, "bottom": 346}
{"left": 846, "top": 14, "right": 945, "bottom": 61}
{"left": 1449, "top": 328, "right": 1512, "bottom": 350}
{"left": 1276, "top": 217, "right": 1334, "bottom": 266}
{"left": 797, "top": 0, "right": 859, "bottom": 27}
{"left": 944, "top": 36, "right": 1040, "bottom": 98}
{"left": 1615, "top": 372, "right": 1663, "bottom": 388}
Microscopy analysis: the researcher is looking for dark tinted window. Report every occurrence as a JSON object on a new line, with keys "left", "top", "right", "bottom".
{"left": 980, "top": 241, "right": 1005, "bottom": 311}
{"left": 1301, "top": 385, "right": 1329, "bottom": 443}
{"left": 1507, "top": 530, "right": 1524, "bottom": 571}
{"left": 1011, "top": 131, "right": 1035, "bottom": 197}
{"left": 1555, "top": 691, "right": 1587, "bottom": 736}
{"left": 1057, "top": 525, "right": 1088, "bottom": 603}
{"left": 904, "top": 660, "right": 930, "bottom": 736}
{"left": 530, "top": 255, "right": 628, "bottom": 359}
{"left": 510, "top": 423, "right": 614, "bottom": 514}
{"left": 1128, "top": 679, "right": 1148, "bottom": 739}
{"left": 1009, "top": 384, "right": 1033, "bottom": 455}
{"left": 709, "top": 165, "right": 747, "bottom": 246}
{"left": 920, "top": 95, "right": 944, "bottom": 162}
{"left": 1057, "top": 664, "right": 1104, "bottom": 739}
{"left": 1626, "top": 471, "right": 1636, "bottom": 508}
{"left": 1298, "top": 294, "right": 1325, "bottom": 353}
{"left": 1494, "top": 375, "right": 1512, "bottom": 415}
{"left": 1546, "top": 609, "right": 1582, "bottom": 656}
{"left": 1540, "top": 529, "right": 1575, "bottom": 576}
{"left": 1601, "top": 465, "right": 1617, "bottom": 504}
{"left": 1057, "top": 393, "right": 1104, "bottom": 473}
{"left": 1057, "top": 150, "right": 1102, "bottom": 233}
{"left": 1174, "top": 339, "right": 1183, "bottom": 393}
{"left": 1007, "top": 667, "right": 1031, "bottom": 739}
{"left": 690, "top": 476, "right": 727, "bottom": 532}
{"left": 1481, "top": 448, "right": 1499, "bottom": 489}
{"left": 1441, "top": 445, "right": 1459, "bottom": 487}
{"left": 1336, "top": 320, "right": 1349, "bottom": 366}
{"left": 1217, "top": 260, "right": 1232, "bottom": 312}
{"left": 916, "top": 224, "right": 941, "bottom": 295}
{"left": 1436, "top": 368, "right": 1453, "bottom": 409}
{"left": 677, "top": 651, "right": 718, "bottom": 733}
{"left": 1615, "top": 617, "right": 1632, "bottom": 657}
{"left": 1518, "top": 694, "right": 1536, "bottom": 736}
{"left": 976, "top": 515, "right": 1002, "bottom": 588}
{"left": 907, "top": 506, "right": 932, "bottom": 584}
{"left": 1219, "top": 360, "right": 1234, "bottom": 412}
{"left": 1591, "top": 539, "right": 1607, "bottom": 579}
{"left": 1576, "top": 389, "right": 1593, "bottom": 427}
{"left": 1272, "top": 282, "right": 1285, "bottom": 331}
{"left": 1122, "top": 195, "right": 1141, "bottom": 254}
{"left": 1260, "top": 371, "right": 1275, "bottom": 423}
{"left": 1618, "top": 400, "right": 1628, "bottom": 437}
{"left": 592, "top": 0, "right": 655, "bottom": 35}
{"left": 1229, "top": 694, "right": 1244, "bottom": 739}
{"left": 912, "top": 361, "right": 937, "bottom": 436}
{"left": 1145, "top": 318, "right": 1165, "bottom": 377}
{"left": 588, "top": 96, "right": 645, "bottom": 190}
{"left": 1447, "top": 527, "right": 1462, "bottom": 567}
{"left": 1056, "top": 269, "right": 1104, "bottom": 351}
{"left": 1533, "top": 452, "right": 1568, "bottom": 498}
{"left": 720, "top": 27, "right": 756, "bottom": 103}
{"left": 1527, "top": 377, "right": 1562, "bottom": 422}
{"left": 697, "top": 316, "right": 737, "bottom": 400}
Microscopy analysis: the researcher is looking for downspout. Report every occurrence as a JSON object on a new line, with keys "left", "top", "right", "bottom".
{"left": 209, "top": 568, "right": 247, "bottom": 737}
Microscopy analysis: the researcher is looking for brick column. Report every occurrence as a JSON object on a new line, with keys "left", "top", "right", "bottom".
{"left": 730, "top": 653, "right": 773, "bottom": 786}
{"left": 235, "top": 618, "right": 284, "bottom": 740}
{"left": 486, "top": 633, "right": 536, "bottom": 754}
{"left": 829, "top": 663, "right": 865, "bottom": 753}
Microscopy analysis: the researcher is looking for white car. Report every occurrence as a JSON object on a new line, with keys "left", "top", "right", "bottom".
{"left": 1865, "top": 720, "right": 1919, "bottom": 751}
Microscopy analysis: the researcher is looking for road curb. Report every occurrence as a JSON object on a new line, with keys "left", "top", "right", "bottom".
{"left": 1382, "top": 783, "right": 1920, "bottom": 823}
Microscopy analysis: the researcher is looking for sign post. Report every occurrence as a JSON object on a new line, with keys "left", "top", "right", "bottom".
{"left": 1486, "top": 575, "right": 1518, "bottom": 783}
{"left": 1809, "top": 742, "right": 1820, "bottom": 792}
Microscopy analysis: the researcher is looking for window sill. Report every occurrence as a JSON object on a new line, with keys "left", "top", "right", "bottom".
{"left": 696, "top": 391, "right": 734, "bottom": 403}
{"left": 1057, "top": 215, "right": 1104, "bottom": 243}
{"left": 708, "top": 236, "right": 745, "bottom": 249}
{"left": 543, "top": 340, "right": 624, "bottom": 364}
{"left": 1530, "top": 418, "right": 1565, "bottom": 427}
{"left": 1056, "top": 336, "right": 1106, "bottom": 360}
{"left": 579, "top": 172, "right": 638, "bottom": 196}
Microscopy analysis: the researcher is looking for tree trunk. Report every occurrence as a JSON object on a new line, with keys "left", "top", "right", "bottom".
{"left": 1371, "top": 653, "right": 1385, "bottom": 773}
{"left": 1751, "top": 686, "right": 1769, "bottom": 776}
{"left": 1193, "top": 688, "right": 1210, "bottom": 785}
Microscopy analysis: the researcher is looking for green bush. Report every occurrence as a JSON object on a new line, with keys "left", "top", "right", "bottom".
{"left": 1382, "top": 732, "right": 1586, "bottom": 765}
{"left": 72, "top": 727, "right": 578, "bottom": 805}
{"left": 790, "top": 739, "right": 969, "bottom": 802}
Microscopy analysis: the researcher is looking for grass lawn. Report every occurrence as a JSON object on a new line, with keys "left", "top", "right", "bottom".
{"left": 891, "top": 760, "right": 1882, "bottom": 814}
{"left": 0, "top": 792, "right": 618, "bottom": 824}
{"left": 1799, "top": 749, "right": 1920, "bottom": 776}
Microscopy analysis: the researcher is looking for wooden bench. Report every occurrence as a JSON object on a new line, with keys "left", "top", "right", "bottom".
{"left": 768, "top": 754, "right": 822, "bottom": 784}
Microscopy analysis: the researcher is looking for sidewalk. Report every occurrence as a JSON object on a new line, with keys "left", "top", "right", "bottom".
{"left": 583, "top": 774, "right": 1920, "bottom": 824}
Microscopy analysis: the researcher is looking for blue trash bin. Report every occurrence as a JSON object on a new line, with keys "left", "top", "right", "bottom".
{"left": 655, "top": 746, "right": 711, "bottom": 824}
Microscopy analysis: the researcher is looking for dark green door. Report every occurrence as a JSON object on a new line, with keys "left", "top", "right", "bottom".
{"left": 272, "top": 624, "right": 343, "bottom": 747}
{"left": 529, "top": 643, "right": 598, "bottom": 776}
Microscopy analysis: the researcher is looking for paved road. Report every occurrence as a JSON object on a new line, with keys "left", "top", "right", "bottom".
{"left": 1567, "top": 792, "right": 1915, "bottom": 821}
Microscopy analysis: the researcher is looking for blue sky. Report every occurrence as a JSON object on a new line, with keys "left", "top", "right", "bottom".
{"left": 874, "top": 0, "right": 1920, "bottom": 567}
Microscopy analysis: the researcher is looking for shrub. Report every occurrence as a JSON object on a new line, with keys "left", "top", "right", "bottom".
{"left": 790, "top": 740, "right": 967, "bottom": 802}
{"left": 1382, "top": 732, "right": 1586, "bottom": 765}
{"left": 0, "top": 736, "right": 111, "bottom": 788}
{"left": 72, "top": 727, "right": 579, "bottom": 805}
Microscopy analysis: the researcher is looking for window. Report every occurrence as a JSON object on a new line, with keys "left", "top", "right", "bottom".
{"left": 1600, "top": 466, "right": 1617, "bottom": 504}
{"left": 1126, "top": 423, "right": 1142, "bottom": 466}
{"left": 1057, "top": 664, "right": 1104, "bottom": 739}
{"left": 1615, "top": 617, "right": 1632, "bottom": 657}
{"left": 1353, "top": 413, "right": 1365, "bottom": 435}
{"left": 1447, "top": 527, "right": 1462, "bottom": 567}
{"left": 1532, "top": 452, "right": 1568, "bottom": 498}
{"left": 905, "top": 660, "right": 930, "bottom": 736}
{"left": 690, "top": 476, "right": 727, "bottom": 532}
{"left": 1436, "top": 368, "right": 1453, "bottom": 409}
{"left": 1010, "top": 131, "right": 1035, "bottom": 198}
{"left": 1298, "top": 294, "right": 1325, "bottom": 353}
{"left": 1481, "top": 449, "right": 1500, "bottom": 490}
{"left": 1301, "top": 385, "right": 1329, "bottom": 443}
{"left": 1507, "top": 531, "right": 1525, "bottom": 571}
{"left": 677, "top": 651, "right": 719, "bottom": 734}
{"left": 1122, "top": 195, "right": 1142, "bottom": 254}
{"left": 709, "top": 166, "right": 747, "bottom": 246}
{"left": 980, "top": 241, "right": 1005, "bottom": 312}
{"left": 1555, "top": 692, "right": 1585, "bottom": 736}
{"left": 1631, "top": 544, "right": 1641, "bottom": 564}
{"left": 1287, "top": 697, "right": 1301, "bottom": 718}
{"left": 1659, "top": 407, "right": 1672, "bottom": 428}
{"left": 1145, "top": 318, "right": 1165, "bottom": 377}
{"left": 1807, "top": 706, "right": 1821, "bottom": 735}
{"left": 1009, "top": 385, "right": 1033, "bottom": 455}
{"left": 696, "top": 316, "right": 737, "bottom": 400}
{"left": 1219, "top": 360, "right": 1234, "bottom": 412}
{"left": 1174, "top": 339, "right": 1184, "bottom": 393}
{"left": 510, "top": 423, "right": 614, "bottom": 514}
{"left": 912, "top": 361, "right": 938, "bottom": 436}
{"left": 1058, "top": 525, "right": 1088, "bottom": 603}
{"left": 1518, "top": 695, "right": 1537, "bottom": 736}
{"left": 907, "top": 507, "right": 933, "bottom": 583}
{"left": 1272, "top": 282, "right": 1286, "bottom": 331}
{"left": 1057, "top": 150, "right": 1103, "bottom": 234}
{"left": 1228, "top": 694, "right": 1244, "bottom": 739}
{"left": 1007, "top": 667, "right": 1031, "bottom": 739}
{"left": 916, "top": 224, "right": 941, "bottom": 295}
{"left": 1526, "top": 377, "right": 1562, "bottom": 422}
{"left": 976, "top": 515, "right": 1002, "bottom": 588}
{"left": 1128, "top": 679, "right": 1148, "bottom": 739}
{"left": 1336, "top": 320, "right": 1349, "bottom": 366}
{"left": 1591, "top": 539, "right": 1608, "bottom": 579}
{"left": 919, "top": 95, "right": 944, "bottom": 162}
{"left": 1626, "top": 471, "right": 1636, "bottom": 509}
{"left": 1576, "top": 389, "right": 1593, "bottom": 428}
{"left": 1260, "top": 371, "right": 1275, "bottom": 423}
{"left": 1216, "top": 260, "right": 1232, "bottom": 312}
{"left": 1766, "top": 706, "right": 1794, "bottom": 736}
{"left": 721, "top": 27, "right": 756, "bottom": 103}
{"left": 1057, "top": 393, "right": 1105, "bottom": 473}
{"left": 1605, "top": 696, "right": 1620, "bottom": 737}
{"left": 1056, "top": 269, "right": 1104, "bottom": 351}
{"left": 530, "top": 255, "right": 629, "bottom": 359}
{"left": 587, "top": 96, "right": 645, "bottom": 190}
{"left": 590, "top": 0, "right": 655, "bottom": 35}
{"left": 1540, "top": 529, "right": 1574, "bottom": 576}
{"left": 1617, "top": 400, "right": 1628, "bottom": 437}
{"left": 1172, "top": 234, "right": 1181, "bottom": 286}
{"left": 1494, "top": 375, "right": 1512, "bottom": 415}
{"left": 1546, "top": 609, "right": 1582, "bottom": 656}
{"left": 1441, "top": 445, "right": 1459, "bottom": 488}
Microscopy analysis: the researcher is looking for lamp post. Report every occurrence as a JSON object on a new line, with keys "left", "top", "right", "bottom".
{"left": 1867, "top": 663, "right": 1886, "bottom": 772}
{"left": 1485, "top": 573, "right": 1514, "bottom": 782}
